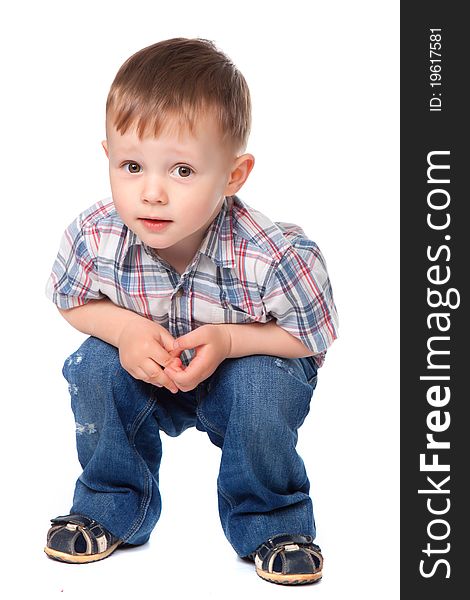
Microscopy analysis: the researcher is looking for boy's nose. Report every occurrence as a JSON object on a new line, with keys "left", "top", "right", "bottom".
{"left": 141, "top": 176, "right": 168, "bottom": 204}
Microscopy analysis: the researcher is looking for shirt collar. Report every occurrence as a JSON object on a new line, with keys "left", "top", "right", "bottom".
{"left": 198, "top": 196, "right": 236, "bottom": 268}
{"left": 119, "top": 195, "right": 237, "bottom": 270}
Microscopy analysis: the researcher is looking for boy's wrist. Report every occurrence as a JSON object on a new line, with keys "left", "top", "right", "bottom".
{"left": 114, "top": 311, "right": 147, "bottom": 348}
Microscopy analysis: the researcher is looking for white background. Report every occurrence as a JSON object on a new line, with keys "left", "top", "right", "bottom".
{"left": 0, "top": 1, "right": 399, "bottom": 598}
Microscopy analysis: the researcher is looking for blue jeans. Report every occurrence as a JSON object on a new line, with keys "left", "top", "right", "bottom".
{"left": 62, "top": 336, "right": 319, "bottom": 557}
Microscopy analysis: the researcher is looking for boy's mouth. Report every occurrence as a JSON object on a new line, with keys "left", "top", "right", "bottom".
{"left": 140, "top": 217, "right": 172, "bottom": 231}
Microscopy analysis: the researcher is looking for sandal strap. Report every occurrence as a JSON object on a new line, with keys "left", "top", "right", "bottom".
{"left": 51, "top": 514, "right": 98, "bottom": 528}
{"left": 256, "top": 534, "right": 318, "bottom": 560}
{"left": 48, "top": 514, "right": 119, "bottom": 556}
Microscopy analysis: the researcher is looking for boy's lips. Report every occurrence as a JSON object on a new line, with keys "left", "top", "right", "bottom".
{"left": 139, "top": 217, "right": 173, "bottom": 232}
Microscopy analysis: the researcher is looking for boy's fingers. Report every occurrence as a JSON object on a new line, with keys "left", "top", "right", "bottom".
{"left": 159, "top": 329, "right": 180, "bottom": 354}
{"left": 157, "top": 333, "right": 186, "bottom": 369}
{"left": 169, "top": 348, "right": 183, "bottom": 359}
{"left": 155, "top": 375, "right": 179, "bottom": 394}
{"left": 140, "top": 358, "right": 178, "bottom": 393}
{"left": 173, "top": 328, "right": 204, "bottom": 351}
{"left": 134, "top": 366, "right": 157, "bottom": 383}
{"left": 166, "top": 353, "right": 206, "bottom": 387}
{"left": 148, "top": 337, "right": 177, "bottom": 368}
{"left": 166, "top": 356, "right": 183, "bottom": 370}
{"left": 140, "top": 358, "right": 163, "bottom": 379}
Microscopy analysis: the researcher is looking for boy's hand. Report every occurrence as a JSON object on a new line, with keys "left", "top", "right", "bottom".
{"left": 164, "top": 324, "right": 232, "bottom": 392}
{"left": 118, "top": 318, "right": 183, "bottom": 394}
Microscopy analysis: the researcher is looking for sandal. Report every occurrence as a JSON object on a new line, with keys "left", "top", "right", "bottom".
{"left": 44, "top": 514, "right": 121, "bottom": 564}
{"left": 251, "top": 534, "right": 323, "bottom": 585}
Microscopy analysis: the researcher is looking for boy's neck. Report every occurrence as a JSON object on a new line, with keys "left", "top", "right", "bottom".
{"left": 154, "top": 197, "right": 226, "bottom": 275}
{"left": 154, "top": 221, "right": 211, "bottom": 275}
{"left": 155, "top": 245, "right": 197, "bottom": 276}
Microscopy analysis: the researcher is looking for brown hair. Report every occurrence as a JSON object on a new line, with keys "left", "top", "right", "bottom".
{"left": 106, "top": 38, "right": 251, "bottom": 154}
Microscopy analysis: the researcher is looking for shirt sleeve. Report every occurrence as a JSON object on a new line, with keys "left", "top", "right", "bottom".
{"left": 45, "top": 214, "right": 105, "bottom": 309}
{"left": 262, "top": 236, "right": 339, "bottom": 359}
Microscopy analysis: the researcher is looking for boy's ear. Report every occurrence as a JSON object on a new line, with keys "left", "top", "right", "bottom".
{"left": 224, "top": 153, "right": 255, "bottom": 195}
{"left": 101, "top": 140, "right": 109, "bottom": 158}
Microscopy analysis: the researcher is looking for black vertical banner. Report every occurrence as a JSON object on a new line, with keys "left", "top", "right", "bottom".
{"left": 401, "top": 3, "right": 468, "bottom": 598}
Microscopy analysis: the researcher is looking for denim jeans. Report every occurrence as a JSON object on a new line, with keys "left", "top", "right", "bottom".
{"left": 62, "top": 336, "right": 319, "bottom": 557}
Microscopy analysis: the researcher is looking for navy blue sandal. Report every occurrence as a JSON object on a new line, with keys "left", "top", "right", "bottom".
{"left": 44, "top": 514, "right": 121, "bottom": 564}
{"left": 251, "top": 534, "right": 323, "bottom": 585}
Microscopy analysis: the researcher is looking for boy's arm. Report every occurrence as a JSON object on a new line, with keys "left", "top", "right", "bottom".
{"left": 58, "top": 299, "right": 182, "bottom": 393}
{"left": 166, "top": 320, "right": 315, "bottom": 393}
{"left": 58, "top": 298, "right": 143, "bottom": 347}
{"left": 224, "top": 320, "right": 315, "bottom": 359}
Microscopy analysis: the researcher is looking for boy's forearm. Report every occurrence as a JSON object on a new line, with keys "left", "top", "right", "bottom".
{"left": 224, "top": 320, "right": 315, "bottom": 359}
{"left": 58, "top": 299, "right": 144, "bottom": 347}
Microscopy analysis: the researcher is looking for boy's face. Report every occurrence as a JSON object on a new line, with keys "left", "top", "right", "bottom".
{"left": 102, "top": 112, "right": 254, "bottom": 270}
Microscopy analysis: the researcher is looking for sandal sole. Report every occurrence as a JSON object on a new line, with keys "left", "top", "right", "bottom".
{"left": 44, "top": 541, "right": 121, "bottom": 564}
{"left": 256, "top": 567, "right": 322, "bottom": 585}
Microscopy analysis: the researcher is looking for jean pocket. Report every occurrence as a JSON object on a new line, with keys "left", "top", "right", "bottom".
{"left": 301, "top": 356, "right": 318, "bottom": 389}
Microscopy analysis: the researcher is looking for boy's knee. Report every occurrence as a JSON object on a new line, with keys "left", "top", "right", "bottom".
{"left": 62, "top": 336, "right": 121, "bottom": 385}
{"left": 203, "top": 355, "right": 313, "bottom": 434}
{"left": 217, "top": 354, "right": 312, "bottom": 393}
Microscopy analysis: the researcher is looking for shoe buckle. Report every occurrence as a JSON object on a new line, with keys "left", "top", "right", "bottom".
{"left": 283, "top": 543, "right": 300, "bottom": 552}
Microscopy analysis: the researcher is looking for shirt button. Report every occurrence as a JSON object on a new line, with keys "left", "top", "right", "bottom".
{"left": 175, "top": 288, "right": 184, "bottom": 298}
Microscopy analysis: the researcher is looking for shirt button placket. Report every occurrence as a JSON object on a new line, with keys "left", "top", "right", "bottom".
{"left": 173, "top": 286, "right": 185, "bottom": 339}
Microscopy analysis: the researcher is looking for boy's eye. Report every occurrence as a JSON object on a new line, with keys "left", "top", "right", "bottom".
{"left": 124, "top": 162, "right": 142, "bottom": 174}
{"left": 172, "top": 165, "right": 193, "bottom": 178}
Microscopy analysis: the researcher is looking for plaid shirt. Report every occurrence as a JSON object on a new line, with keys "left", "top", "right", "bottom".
{"left": 46, "top": 195, "right": 338, "bottom": 367}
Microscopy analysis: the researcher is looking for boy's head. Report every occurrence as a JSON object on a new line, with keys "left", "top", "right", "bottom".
{"left": 102, "top": 38, "right": 255, "bottom": 268}
{"left": 105, "top": 37, "right": 251, "bottom": 156}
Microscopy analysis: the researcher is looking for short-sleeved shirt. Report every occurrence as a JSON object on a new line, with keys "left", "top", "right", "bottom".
{"left": 46, "top": 194, "right": 338, "bottom": 367}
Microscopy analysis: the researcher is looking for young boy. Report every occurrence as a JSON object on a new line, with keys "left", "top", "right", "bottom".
{"left": 44, "top": 38, "right": 338, "bottom": 586}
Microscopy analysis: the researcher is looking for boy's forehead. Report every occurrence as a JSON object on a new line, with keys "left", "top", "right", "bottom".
{"left": 106, "top": 111, "right": 236, "bottom": 162}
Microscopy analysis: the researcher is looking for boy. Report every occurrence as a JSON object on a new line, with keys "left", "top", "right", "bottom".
{"left": 44, "top": 38, "right": 338, "bottom": 586}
